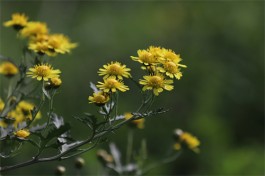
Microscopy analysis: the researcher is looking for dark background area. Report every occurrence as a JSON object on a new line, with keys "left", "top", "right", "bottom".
{"left": 0, "top": 1, "right": 264, "bottom": 175}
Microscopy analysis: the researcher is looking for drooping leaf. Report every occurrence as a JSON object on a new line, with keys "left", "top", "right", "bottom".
{"left": 44, "top": 123, "right": 71, "bottom": 142}
{"left": 60, "top": 141, "right": 82, "bottom": 153}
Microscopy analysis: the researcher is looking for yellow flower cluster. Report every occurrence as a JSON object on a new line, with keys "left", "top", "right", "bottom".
{"left": 131, "top": 46, "right": 187, "bottom": 96}
{"left": 89, "top": 62, "right": 131, "bottom": 105}
{"left": 4, "top": 13, "right": 77, "bottom": 57}
{"left": 173, "top": 129, "right": 200, "bottom": 153}
{"left": 0, "top": 98, "right": 41, "bottom": 128}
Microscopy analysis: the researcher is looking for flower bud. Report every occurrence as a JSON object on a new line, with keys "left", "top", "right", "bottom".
{"left": 55, "top": 166, "right": 66, "bottom": 176}
{"left": 75, "top": 157, "right": 85, "bottom": 169}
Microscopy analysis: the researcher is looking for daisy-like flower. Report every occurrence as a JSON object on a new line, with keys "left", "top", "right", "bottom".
{"left": 0, "top": 61, "right": 19, "bottom": 77}
{"left": 20, "top": 21, "right": 48, "bottom": 38}
{"left": 98, "top": 62, "right": 131, "bottom": 80}
{"left": 88, "top": 91, "right": 110, "bottom": 106}
{"left": 131, "top": 49, "right": 157, "bottom": 66}
{"left": 97, "top": 77, "right": 129, "bottom": 93}
{"left": 160, "top": 48, "right": 182, "bottom": 64}
{"left": 14, "top": 129, "right": 30, "bottom": 138}
{"left": 158, "top": 61, "right": 186, "bottom": 80}
{"left": 16, "top": 101, "right": 41, "bottom": 120}
{"left": 28, "top": 34, "right": 77, "bottom": 56}
{"left": 4, "top": 13, "right": 28, "bottom": 30}
{"left": 50, "top": 77, "right": 62, "bottom": 88}
{"left": 124, "top": 112, "right": 144, "bottom": 129}
{"left": 139, "top": 74, "right": 174, "bottom": 96}
{"left": 47, "top": 34, "right": 77, "bottom": 55}
{"left": 28, "top": 41, "right": 51, "bottom": 56}
{"left": 173, "top": 129, "right": 200, "bottom": 153}
{"left": 26, "top": 63, "right": 61, "bottom": 81}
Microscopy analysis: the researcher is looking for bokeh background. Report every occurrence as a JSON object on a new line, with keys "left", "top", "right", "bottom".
{"left": 0, "top": 1, "right": 264, "bottom": 175}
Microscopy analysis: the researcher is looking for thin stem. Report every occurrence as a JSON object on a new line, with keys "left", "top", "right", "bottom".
{"left": 139, "top": 151, "right": 182, "bottom": 176}
{"left": 126, "top": 129, "right": 134, "bottom": 165}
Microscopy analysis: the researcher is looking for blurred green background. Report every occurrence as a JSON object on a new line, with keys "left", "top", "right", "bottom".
{"left": 0, "top": 1, "right": 264, "bottom": 175}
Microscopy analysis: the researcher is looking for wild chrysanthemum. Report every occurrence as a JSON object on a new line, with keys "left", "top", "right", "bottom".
{"left": 0, "top": 61, "right": 19, "bottom": 77}
{"left": 50, "top": 77, "right": 62, "bottom": 88}
{"left": 28, "top": 41, "right": 50, "bottom": 56}
{"left": 139, "top": 74, "right": 173, "bottom": 96}
{"left": 157, "top": 61, "right": 186, "bottom": 80}
{"left": 173, "top": 129, "right": 200, "bottom": 153}
{"left": 20, "top": 22, "right": 48, "bottom": 38}
{"left": 97, "top": 77, "right": 129, "bottom": 93}
{"left": 16, "top": 101, "right": 41, "bottom": 120}
{"left": 26, "top": 63, "right": 61, "bottom": 81}
{"left": 47, "top": 34, "right": 77, "bottom": 55}
{"left": 88, "top": 91, "right": 110, "bottom": 106}
{"left": 4, "top": 13, "right": 28, "bottom": 30}
{"left": 124, "top": 112, "right": 144, "bottom": 129}
{"left": 98, "top": 62, "right": 131, "bottom": 80}
{"left": 14, "top": 129, "right": 30, "bottom": 138}
{"left": 131, "top": 49, "right": 157, "bottom": 66}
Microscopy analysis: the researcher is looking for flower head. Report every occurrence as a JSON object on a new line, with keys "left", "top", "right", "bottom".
{"left": 173, "top": 129, "right": 200, "bottom": 153}
{"left": 157, "top": 61, "right": 186, "bottom": 80}
{"left": 98, "top": 62, "right": 131, "bottom": 80}
{"left": 4, "top": 13, "right": 28, "bottom": 30}
{"left": 0, "top": 61, "right": 19, "bottom": 77}
{"left": 28, "top": 34, "right": 77, "bottom": 56}
{"left": 124, "top": 112, "right": 144, "bottom": 129}
{"left": 26, "top": 63, "right": 61, "bottom": 81}
{"left": 88, "top": 91, "right": 110, "bottom": 106}
{"left": 50, "top": 77, "right": 62, "bottom": 88}
{"left": 20, "top": 22, "right": 48, "bottom": 38}
{"left": 131, "top": 49, "right": 157, "bottom": 66}
{"left": 14, "top": 129, "right": 30, "bottom": 138}
{"left": 97, "top": 77, "right": 129, "bottom": 93}
{"left": 139, "top": 74, "right": 173, "bottom": 96}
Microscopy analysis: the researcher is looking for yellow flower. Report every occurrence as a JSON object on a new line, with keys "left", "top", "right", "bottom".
{"left": 0, "top": 98, "right": 5, "bottom": 112}
{"left": 98, "top": 62, "right": 131, "bottom": 80}
{"left": 14, "top": 129, "right": 30, "bottom": 138}
{"left": 47, "top": 34, "right": 77, "bottom": 55}
{"left": 160, "top": 48, "right": 181, "bottom": 63}
{"left": 131, "top": 49, "right": 157, "bottom": 66}
{"left": 157, "top": 61, "right": 186, "bottom": 80}
{"left": 124, "top": 112, "right": 144, "bottom": 129}
{"left": 50, "top": 77, "right": 62, "bottom": 88}
{"left": 139, "top": 74, "right": 174, "bottom": 96}
{"left": 28, "top": 34, "right": 77, "bottom": 56}
{"left": 26, "top": 63, "right": 61, "bottom": 81}
{"left": 0, "top": 61, "right": 19, "bottom": 77}
{"left": 88, "top": 91, "right": 110, "bottom": 106}
{"left": 97, "top": 77, "right": 129, "bottom": 93}
{"left": 16, "top": 101, "right": 41, "bottom": 120}
{"left": 20, "top": 22, "right": 48, "bottom": 38}
{"left": 4, "top": 13, "right": 28, "bottom": 30}
{"left": 173, "top": 129, "right": 200, "bottom": 153}
{"left": 28, "top": 41, "right": 51, "bottom": 56}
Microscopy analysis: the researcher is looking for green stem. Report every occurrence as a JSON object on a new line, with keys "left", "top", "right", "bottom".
{"left": 126, "top": 129, "right": 134, "bottom": 164}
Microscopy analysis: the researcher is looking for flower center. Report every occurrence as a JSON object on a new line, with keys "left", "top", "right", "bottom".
{"left": 149, "top": 76, "right": 163, "bottom": 88}
{"left": 108, "top": 64, "right": 122, "bottom": 75}
{"left": 94, "top": 95, "right": 106, "bottom": 102}
{"left": 35, "top": 65, "right": 50, "bottom": 77}
{"left": 106, "top": 78, "right": 119, "bottom": 88}
{"left": 164, "top": 61, "right": 178, "bottom": 73}
{"left": 141, "top": 53, "right": 155, "bottom": 63}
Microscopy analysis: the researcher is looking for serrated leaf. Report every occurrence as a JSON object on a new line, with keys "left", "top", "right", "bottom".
{"left": 44, "top": 123, "right": 71, "bottom": 142}
{"left": 51, "top": 113, "right": 64, "bottom": 128}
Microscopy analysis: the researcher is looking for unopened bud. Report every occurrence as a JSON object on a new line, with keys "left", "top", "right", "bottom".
{"left": 55, "top": 165, "right": 66, "bottom": 176}
{"left": 75, "top": 157, "right": 85, "bottom": 169}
